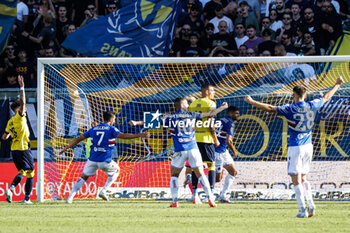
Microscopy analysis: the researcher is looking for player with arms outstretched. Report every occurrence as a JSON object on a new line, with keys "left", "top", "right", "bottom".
{"left": 215, "top": 106, "right": 240, "bottom": 203}
{"left": 189, "top": 83, "right": 219, "bottom": 204}
{"left": 245, "top": 76, "right": 344, "bottom": 218}
{"left": 60, "top": 111, "right": 150, "bottom": 203}
{"left": 3, "top": 75, "right": 34, "bottom": 204}
{"left": 165, "top": 97, "right": 228, "bottom": 207}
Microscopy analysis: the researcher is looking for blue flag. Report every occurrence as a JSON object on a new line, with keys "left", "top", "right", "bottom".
{"left": 62, "top": 0, "right": 181, "bottom": 57}
{"left": 0, "top": 0, "right": 17, "bottom": 55}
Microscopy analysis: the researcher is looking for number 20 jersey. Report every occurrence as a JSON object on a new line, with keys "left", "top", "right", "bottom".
{"left": 276, "top": 97, "right": 324, "bottom": 147}
{"left": 83, "top": 123, "right": 120, "bottom": 162}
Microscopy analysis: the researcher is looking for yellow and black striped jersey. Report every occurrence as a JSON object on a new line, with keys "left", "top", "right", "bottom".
{"left": 5, "top": 112, "right": 30, "bottom": 151}
{"left": 189, "top": 97, "right": 216, "bottom": 144}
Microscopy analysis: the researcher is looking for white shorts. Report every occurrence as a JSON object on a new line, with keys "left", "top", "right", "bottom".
{"left": 83, "top": 160, "right": 120, "bottom": 177}
{"left": 287, "top": 144, "right": 313, "bottom": 175}
{"left": 171, "top": 149, "right": 203, "bottom": 169}
{"left": 215, "top": 150, "right": 234, "bottom": 174}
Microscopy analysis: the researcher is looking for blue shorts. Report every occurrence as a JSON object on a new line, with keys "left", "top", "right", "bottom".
{"left": 12, "top": 150, "right": 34, "bottom": 172}
{"left": 197, "top": 142, "right": 215, "bottom": 163}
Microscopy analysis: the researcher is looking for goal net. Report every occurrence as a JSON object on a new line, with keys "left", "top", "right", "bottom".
{"left": 37, "top": 57, "right": 350, "bottom": 202}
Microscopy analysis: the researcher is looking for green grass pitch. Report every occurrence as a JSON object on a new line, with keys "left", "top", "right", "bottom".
{"left": 1, "top": 200, "right": 350, "bottom": 233}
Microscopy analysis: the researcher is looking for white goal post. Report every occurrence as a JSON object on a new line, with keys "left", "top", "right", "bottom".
{"left": 37, "top": 56, "right": 350, "bottom": 202}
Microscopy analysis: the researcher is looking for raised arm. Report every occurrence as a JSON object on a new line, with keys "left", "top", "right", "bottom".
{"left": 18, "top": 75, "right": 26, "bottom": 115}
{"left": 59, "top": 135, "right": 86, "bottom": 155}
{"left": 244, "top": 96, "right": 277, "bottom": 113}
{"left": 322, "top": 76, "right": 344, "bottom": 103}
{"left": 117, "top": 131, "right": 150, "bottom": 139}
{"left": 201, "top": 102, "right": 228, "bottom": 118}
{"left": 128, "top": 120, "right": 144, "bottom": 126}
{"left": 2, "top": 132, "right": 10, "bottom": 140}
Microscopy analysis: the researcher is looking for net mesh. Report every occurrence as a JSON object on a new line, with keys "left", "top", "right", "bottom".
{"left": 41, "top": 59, "right": 350, "bottom": 200}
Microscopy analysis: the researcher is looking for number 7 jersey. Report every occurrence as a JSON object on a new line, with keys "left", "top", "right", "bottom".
{"left": 83, "top": 123, "right": 120, "bottom": 162}
{"left": 276, "top": 97, "right": 324, "bottom": 146}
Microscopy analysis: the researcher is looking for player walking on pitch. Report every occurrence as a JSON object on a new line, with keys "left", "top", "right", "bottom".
{"left": 60, "top": 111, "right": 150, "bottom": 203}
{"left": 164, "top": 97, "right": 228, "bottom": 207}
{"left": 3, "top": 75, "right": 35, "bottom": 204}
{"left": 244, "top": 76, "right": 344, "bottom": 218}
{"left": 215, "top": 106, "right": 240, "bottom": 203}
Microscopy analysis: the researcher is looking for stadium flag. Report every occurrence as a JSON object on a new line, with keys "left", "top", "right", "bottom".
{"left": 62, "top": 0, "right": 181, "bottom": 57}
{"left": 0, "top": 0, "right": 17, "bottom": 55}
{"left": 330, "top": 30, "right": 350, "bottom": 55}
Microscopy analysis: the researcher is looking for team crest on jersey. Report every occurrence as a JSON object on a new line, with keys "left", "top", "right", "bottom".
{"left": 143, "top": 110, "right": 162, "bottom": 129}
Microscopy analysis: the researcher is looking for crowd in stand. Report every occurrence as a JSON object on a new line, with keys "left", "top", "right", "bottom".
{"left": 0, "top": 0, "right": 349, "bottom": 88}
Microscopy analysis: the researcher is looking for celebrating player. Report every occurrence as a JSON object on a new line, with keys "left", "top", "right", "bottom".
{"left": 165, "top": 97, "right": 228, "bottom": 207}
{"left": 3, "top": 75, "right": 34, "bottom": 204}
{"left": 215, "top": 106, "right": 240, "bottom": 203}
{"left": 189, "top": 83, "right": 219, "bottom": 204}
{"left": 60, "top": 111, "right": 150, "bottom": 203}
{"left": 244, "top": 76, "right": 344, "bottom": 218}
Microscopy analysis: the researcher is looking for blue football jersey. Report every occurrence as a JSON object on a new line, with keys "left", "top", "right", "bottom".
{"left": 276, "top": 97, "right": 324, "bottom": 146}
{"left": 215, "top": 116, "right": 235, "bottom": 153}
{"left": 163, "top": 110, "right": 202, "bottom": 152}
{"left": 83, "top": 123, "right": 120, "bottom": 162}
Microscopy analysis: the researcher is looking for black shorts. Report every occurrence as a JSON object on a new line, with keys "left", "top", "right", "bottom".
{"left": 197, "top": 142, "right": 215, "bottom": 163}
{"left": 12, "top": 150, "right": 34, "bottom": 172}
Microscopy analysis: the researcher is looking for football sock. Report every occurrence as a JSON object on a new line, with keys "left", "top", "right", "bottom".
{"left": 294, "top": 184, "right": 306, "bottom": 210}
{"left": 24, "top": 177, "right": 33, "bottom": 200}
{"left": 69, "top": 178, "right": 85, "bottom": 199}
{"left": 303, "top": 181, "right": 315, "bottom": 208}
{"left": 185, "top": 174, "right": 191, "bottom": 183}
{"left": 191, "top": 171, "right": 198, "bottom": 196}
{"left": 102, "top": 172, "right": 119, "bottom": 192}
{"left": 188, "top": 183, "right": 193, "bottom": 194}
{"left": 170, "top": 176, "right": 179, "bottom": 203}
{"left": 11, "top": 174, "right": 25, "bottom": 189}
{"left": 199, "top": 176, "right": 213, "bottom": 200}
{"left": 221, "top": 174, "right": 235, "bottom": 198}
{"left": 208, "top": 167, "right": 216, "bottom": 190}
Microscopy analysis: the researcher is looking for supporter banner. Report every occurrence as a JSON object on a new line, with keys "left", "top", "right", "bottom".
{"left": 1, "top": 161, "right": 350, "bottom": 201}
{"left": 330, "top": 30, "right": 350, "bottom": 55}
{"left": 62, "top": 0, "right": 181, "bottom": 57}
{"left": 0, "top": 0, "right": 17, "bottom": 54}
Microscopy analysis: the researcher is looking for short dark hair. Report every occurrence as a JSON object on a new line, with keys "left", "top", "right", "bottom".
{"left": 201, "top": 83, "right": 214, "bottom": 92}
{"left": 235, "top": 22, "right": 245, "bottom": 28}
{"left": 103, "top": 111, "right": 115, "bottom": 122}
{"left": 262, "top": 29, "right": 272, "bottom": 37}
{"left": 215, "top": 4, "right": 223, "bottom": 11}
{"left": 246, "top": 24, "right": 256, "bottom": 30}
{"left": 206, "top": 23, "right": 214, "bottom": 30}
{"left": 174, "top": 97, "right": 186, "bottom": 109}
{"left": 227, "top": 106, "right": 239, "bottom": 114}
{"left": 283, "top": 32, "right": 292, "bottom": 38}
{"left": 191, "top": 4, "right": 200, "bottom": 11}
{"left": 262, "top": 17, "right": 270, "bottom": 22}
{"left": 11, "top": 100, "right": 21, "bottom": 112}
{"left": 293, "top": 85, "right": 306, "bottom": 97}
{"left": 189, "top": 33, "right": 199, "bottom": 39}
{"left": 283, "top": 12, "right": 292, "bottom": 18}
